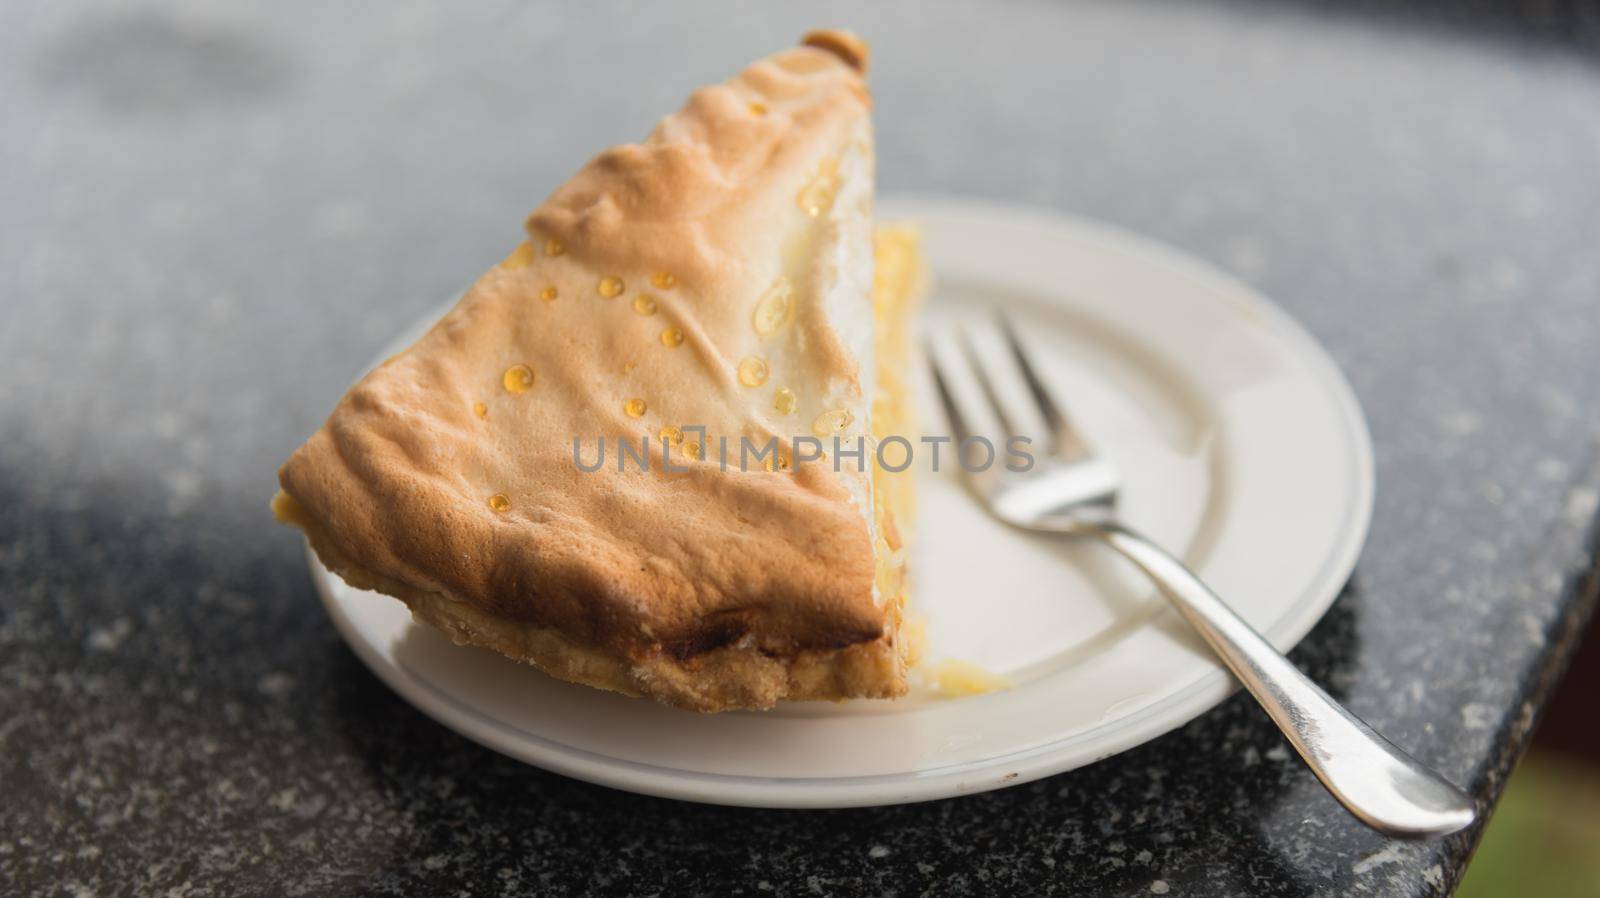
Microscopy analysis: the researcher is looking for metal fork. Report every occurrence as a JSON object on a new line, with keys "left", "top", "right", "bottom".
{"left": 925, "top": 316, "right": 1476, "bottom": 838}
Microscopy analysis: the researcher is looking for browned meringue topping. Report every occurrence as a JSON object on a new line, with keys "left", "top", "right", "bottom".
{"left": 802, "top": 29, "right": 869, "bottom": 73}
{"left": 277, "top": 31, "right": 889, "bottom": 687}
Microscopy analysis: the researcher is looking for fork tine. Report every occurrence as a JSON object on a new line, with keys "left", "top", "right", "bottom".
{"left": 923, "top": 331, "right": 977, "bottom": 449}
{"left": 996, "top": 315, "right": 1090, "bottom": 457}
{"left": 957, "top": 329, "right": 1025, "bottom": 441}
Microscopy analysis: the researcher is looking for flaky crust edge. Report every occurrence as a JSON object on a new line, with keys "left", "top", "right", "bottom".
{"left": 277, "top": 491, "right": 905, "bottom": 713}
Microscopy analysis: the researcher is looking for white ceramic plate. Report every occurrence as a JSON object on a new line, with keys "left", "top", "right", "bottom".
{"left": 309, "top": 195, "right": 1374, "bottom": 808}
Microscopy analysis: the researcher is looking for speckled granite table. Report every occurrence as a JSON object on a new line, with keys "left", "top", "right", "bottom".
{"left": 4, "top": 1, "right": 1599, "bottom": 895}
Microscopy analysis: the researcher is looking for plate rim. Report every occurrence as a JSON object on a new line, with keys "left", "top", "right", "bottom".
{"left": 310, "top": 193, "right": 1375, "bottom": 808}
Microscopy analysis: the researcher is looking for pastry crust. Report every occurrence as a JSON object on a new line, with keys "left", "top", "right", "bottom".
{"left": 276, "top": 31, "right": 915, "bottom": 712}
{"left": 275, "top": 491, "right": 902, "bottom": 711}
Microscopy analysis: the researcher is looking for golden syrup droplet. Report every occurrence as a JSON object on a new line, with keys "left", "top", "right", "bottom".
{"left": 650, "top": 272, "right": 677, "bottom": 290}
{"left": 773, "top": 387, "right": 797, "bottom": 415}
{"left": 659, "top": 425, "right": 683, "bottom": 445}
{"left": 683, "top": 441, "right": 703, "bottom": 460}
{"left": 811, "top": 408, "right": 854, "bottom": 437}
{"left": 597, "top": 275, "right": 625, "bottom": 299}
{"left": 624, "top": 397, "right": 647, "bottom": 418}
{"left": 544, "top": 238, "right": 565, "bottom": 257}
{"left": 749, "top": 101, "right": 768, "bottom": 116}
{"left": 502, "top": 242, "right": 536, "bottom": 270}
{"left": 488, "top": 493, "right": 511, "bottom": 512}
{"left": 659, "top": 327, "right": 684, "bottom": 348}
{"left": 502, "top": 364, "right": 535, "bottom": 394}
{"left": 752, "top": 278, "right": 793, "bottom": 337}
{"left": 473, "top": 402, "right": 488, "bottom": 419}
{"left": 737, "top": 356, "right": 769, "bottom": 387}
{"left": 622, "top": 362, "right": 637, "bottom": 374}
{"left": 632, "top": 294, "right": 658, "bottom": 316}
{"left": 541, "top": 286, "right": 558, "bottom": 301}
{"left": 797, "top": 182, "right": 834, "bottom": 218}
{"left": 765, "top": 446, "right": 795, "bottom": 473}
{"left": 796, "top": 159, "right": 839, "bottom": 217}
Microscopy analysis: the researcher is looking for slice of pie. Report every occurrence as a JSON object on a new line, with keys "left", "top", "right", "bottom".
{"left": 273, "top": 30, "right": 923, "bottom": 712}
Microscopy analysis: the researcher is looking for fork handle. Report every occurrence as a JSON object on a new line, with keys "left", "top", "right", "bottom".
{"left": 1093, "top": 521, "right": 1476, "bottom": 838}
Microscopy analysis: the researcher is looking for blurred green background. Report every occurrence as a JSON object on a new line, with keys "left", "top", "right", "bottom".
{"left": 1458, "top": 757, "right": 1600, "bottom": 897}
{"left": 1460, "top": 607, "right": 1600, "bottom": 897}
